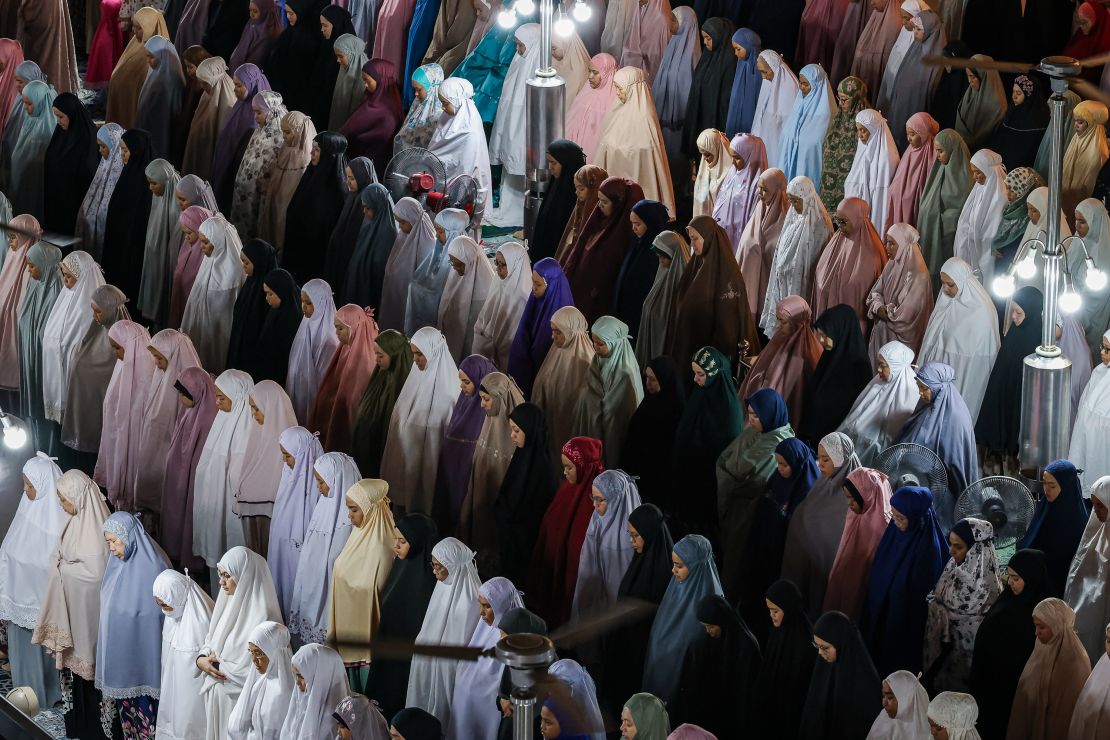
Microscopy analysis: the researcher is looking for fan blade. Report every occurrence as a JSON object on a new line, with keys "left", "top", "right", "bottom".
{"left": 920, "top": 55, "right": 1034, "bottom": 74}
{"left": 335, "top": 637, "right": 491, "bottom": 662}
{"left": 0, "top": 221, "right": 79, "bottom": 251}
{"left": 548, "top": 598, "right": 657, "bottom": 650}
{"left": 1069, "top": 78, "right": 1110, "bottom": 108}
{"left": 1079, "top": 51, "right": 1110, "bottom": 69}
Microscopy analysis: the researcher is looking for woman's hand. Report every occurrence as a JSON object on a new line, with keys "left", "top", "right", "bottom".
{"left": 196, "top": 653, "right": 227, "bottom": 681}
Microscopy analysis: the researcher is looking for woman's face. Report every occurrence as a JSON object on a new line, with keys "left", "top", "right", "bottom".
{"left": 729, "top": 145, "right": 745, "bottom": 170}
{"left": 285, "top": 5, "right": 298, "bottom": 25}
{"left": 248, "top": 642, "right": 270, "bottom": 674}
{"left": 1101, "top": 335, "right": 1110, "bottom": 367}
{"left": 439, "top": 93, "right": 456, "bottom": 115}
{"left": 392, "top": 526, "right": 410, "bottom": 558}
{"left": 478, "top": 593, "right": 496, "bottom": 625}
{"left": 233, "top": 75, "right": 247, "bottom": 100}
{"left": 906, "top": 125, "right": 922, "bottom": 149}
{"left": 892, "top": 506, "right": 910, "bottom": 531}
{"left": 249, "top": 397, "right": 265, "bottom": 424}
{"left": 494, "top": 251, "right": 509, "bottom": 279}
{"left": 1079, "top": 12, "right": 1095, "bottom": 34}
{"left": 877, "top": 355, "right": 891, "bottom": 382}
{"left": 432, "top": 556, "right": 449, "bottom": 581}
{"left": 970, "top": 164, "right": 986, "bottom": 185}
{"left": 574, "top": 181, "right": 590, "bottom": 203}
{"left": 253, "top": 107, "right": 267, "bottom": 126}
{"left": 249, "top": 1, "right": 261, "bottom": 20}
{"left": 934, "top": 139, "right": 949, "bottom": 164}
{"left": 98, "top": 140, "right": 110, "bottom": 159}
{"left": 363, "top": 71, "right": 377, "bottom": 94}
{"left": 836, "top": 89, "right": 853, "bottom": 114}
{"left": 766, "top": 598, "right": 784, "bottom": 627}
{"left": 1012, "top": 84, "right": 1026, "bottom": 107}
{"left": 1027, "top": 202, "right": 1041, "bottom": 225}
{"left": 939, "top": 271, "right": 958, "bottom": 298}
{"left": 912, "top": 23, "right": 926, "bottom": 42}
{"left": 214, "top": 387, "right": 233, "bottom": 412}
{"left": 882, "top": 680, "right": 898, "bottom": 719}
{"left": 334, "top": 318, "right": 351, "bottom": 344}
{"left": 218, "top": 567, "right": 237, "bottom": 594}
{"left": 843, "top": 486, "right": 863, "bottom": 515}
{"left": 591, "top": 332, "right": 611, "bottom": 357}
{"left": 479, "top": 390, "right": 493, "bottom": 411}
{"left": 147, "top": 175, "right": 166, "bottom": 196}
{"left": 687, "top": 226, "right": 706, "bottom": 255}
{"left": 701, "top": 30, "right": 713, "bottom": 51}
{"left": 60, "top": 264, "right": 77, "bottom": 289}
{"left": 531, "top": 270, "right": 547, "bottom": 298}
{"left": 1004, "top": 182, "right": 1018, "bottom": 203}
{"left": 744, "top": 404, "right": 762, "bottom": 432}
{"left": 373, "top": 343, "right": 392, "bottom": 370}
{"left": 509, "top": 419, "right": 526, "bottom": 448}
{"left": 1042, "top": 470, "right": 1061, "bottom": 502}
{"left": 949, "top": 531, "right": 969, "bottom": 564}
{"left": 346, "top": 496, "right": 365, "bottom": 527}
{"left": 450, "top": 255, "right": 466, "bottom": 276}
{"left": 57, "top": 489, "right": 76, "bottom": 515}
{"left": 335, "top": 50, "right": 350, "bottom": 68}
{"left": 546, "top": 152, "right": 562, "bottom": 178}
{"left": 264, "top": 283, "right": 281, "bottom": 308}
{"left": 588, "top": 65, "right": 602, "bottom": 89}
{"left": 900, "top": 9, "right": 914, "bottom": 29}
{"left": 644, "top": 366, "right": 660, "bottom": 394}
{"left": 459, "top": 370, "right": 475, "bottom": 396}
{"left": 732, "top": 41, "right": 747, "bottom": 60}
{"left": 320, "top": 14, "right": 333, "bottom": 38}
{"left": 814, "top": 636, "right": 837, "bottom": 663}
{"left": 280, "top": 444, "right": 295, "bottom": 469}
{"left": 120, "top": 141, "right": 132, "bottom": 164}
{"left": 397, "top": 217, "right": 413, "bottom": 235}
{"left": 411, "top": 344, "right": 427, "bottom": 371}
{"left": 53, "top": 107, "right": 70, "bottom": 130}
{"left": 311, "top": 140, "right": 321, "bottom": 166}
{"left": 630, "top": 211, "right": 647, "bottom": 238}
{"left": 816, "top": 444, "right": 835, "bottom": 478}
{"left": 312, "top": 470, "right": 329, "bottom": 496}
{"left": 916, "top": 379, "right": 933, "bottom": 404}
{"left": 1075, "top": 210, "right": 1090, "bottom": 237}
{"left": 774, "top": 453, "right": 791, "bottom": 479}
{"left": 1076, "top": 117, "right": 1090, "bottom": 136}
{"left": 561, "top": 453, "right": 578, "bottom": 484}
{"left": 590, "top": 485, "right": 609, "bottom": 516}
{"left": 551, "top": 323, "right": 566, "bottom": 348}
{"left": 798, "top": 74, "right": 812, "bottom": 96}
{"left": 966, "top": 69, "right": 980, "bottom": 90}
{"left": 598, "top": 191, "right": 614, "bottom": 217}
{"left": 671, "top": 551, "right": 689, "bottom": 582}
{"left": 757, "top": 56, "right": 774, "bottom": 81}
{"left": 25, "top": 257, "right": 41, "bottom": 280}
{"left": 691, "top": 361, "right": 707, "bottom": 387}
{"left": 1006, "top": 566, "right": 1025, "bottom": 595}
{"left": 93, "top": 303, "right": 106, "bottom": 326}
{"left": 627, "top": 522, "right": 644, "bottom": 553}
{"left": 1033, "top": 616, "right": 1054, "bottom": 644}
{"left": 620, "top": 707, "right": 637, "bottom": 738}
{"left": 884, "top": 235, "right": 900, "bottom": 260}
{"left": 104, "top": 532, "right": 126, "bottom": 559}
{"left": 539, "top": 705, "right": 560, "bottom": 739}
{"left": 1010, "top": 302, "right": 1026, "bottom": 328}
{"left": 300, "top": 291, "right": 315, "bottom": 317}
{"left": 787, "top": 193, "right": 804, "bottom": 213}
{"left": 856, "top": 123, "right": 871, "bottom": 144}
{"left": 145, "top": 51, "right": 158, "bottom": 70}
{"left": 148, "top": 346, "right": 169, "bottom": 371}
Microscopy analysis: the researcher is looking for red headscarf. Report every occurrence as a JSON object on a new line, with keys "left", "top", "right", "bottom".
{"left": 1065, "top": 1, "right": 1110, "bottom": 74}
{"left": 310, "top": 303, "right": 379, "bottom": 450}
{"left": 527, "top": 436, "right": 606, "bottom": 628}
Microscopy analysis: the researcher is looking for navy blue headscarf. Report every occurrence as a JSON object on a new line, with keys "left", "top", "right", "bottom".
{"left": 895, "top": 361, "right": 980, "bottom": 505}
{"left": 861, "top": 486, "right": 947, "bottom": 676}
{"left": 769, "top": 437, "right": 819, "bottom": 517}
{"left": 507, "top": 257, "right": 574, "bottom": 398}
{"left": 725, "top": 28, "right": 763, "bottom": 135}
{"left": 1019, "top": 459, "right": 1090, "bottom": 596}
{"left": 745, "top": 387, "right": 790, "bottom": 431}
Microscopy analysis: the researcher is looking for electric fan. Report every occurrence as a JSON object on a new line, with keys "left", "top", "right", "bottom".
{"left": 874, "top": 443, "right": 955, "bottom": 531}
{"left": 954, "top": 476, "right": 1036, "bottom": 551}
{"left": 381, "top": 147, "right": 446, "bottom": 206}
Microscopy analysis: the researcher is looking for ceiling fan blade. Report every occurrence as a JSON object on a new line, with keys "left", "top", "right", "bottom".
{"left": 920, "top": 55, "right": 1035, "bottom": 74}
{"left": 1078, "top": 51, "right": 1110, "bottom": 69}
{"left": 0, "top": 221, "right": 80, "bottom": 251}
{"left": 548, "top": 598, "right": 657, "bottom": 650}
{"left": 1069, "top": 78, "right": 1110, "bottom": 108}
{"left": 334, "top": 637, "right": 490, "bottom": 662}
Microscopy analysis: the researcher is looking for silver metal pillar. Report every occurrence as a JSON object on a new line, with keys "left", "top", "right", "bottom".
{"left": 1018, "top": 72, "right": 1072, "bottom": 469}
{"left": 510, "top": 687, "right": 537, "bottom": 738}
{"left": 523, "top": 0, "right": 565, "bottom": 243}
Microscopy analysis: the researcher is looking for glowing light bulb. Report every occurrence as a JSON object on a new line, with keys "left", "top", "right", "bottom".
{"left": 1060, "top": 288, "right": 1082, "bottom": 314}
{"left": 1086, "top": 262, "right": 1107, "bottom": 291}
{"left": 554, "top": 14, "right": 573, "bottom": 37}
{"left": 572, "top": 0, "right": 592, "bottom": 21}
{"left": 992, "top": 274, "right": 1016, "bottom": 298}
{"left": 497, "top": 8, "right": 516, "bottom": 27}
{"left": 516, "top": 0, "right": 535, "bottom": 15}
{"left": 1016, "top": 257, "right": 1037, "bottom": 280}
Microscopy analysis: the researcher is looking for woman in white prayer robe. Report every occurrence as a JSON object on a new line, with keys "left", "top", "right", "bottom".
{"left": 227, "top": 620, "right": 295, "bottom": 740}
{"left": 865, "top": 669, "right": 930, "bottom": 739}
{"left": 837, "top": 340, "right": 921, "bottom": 466}
{"left": 917, "top": 257, "right": 1001, "bottom": 420}
{"left": 180, "top": 213, "right": 245, "bottom": 371}
{"left": 472, "top": 242, "right": 532, "bottom": 369}
{"left": 280, "top": 643, "right": 350, "bottom": 740}
{"left": 153, "top": 568, "right": 215, "bottom": 740}
{"left": 428, "top": 78, "right": 492, "bottom": 217}
{"left": 1064, "top": 477, "right": 1110, "bottom": 668}
{"left": 953, "top": 149, "right": 1008, "bottom": 281}
{"left": 40, "top": 250, "right": 105, "bottom": 423}
{"left": 1068, "top": 331, "right": 1110, "bottom": 493}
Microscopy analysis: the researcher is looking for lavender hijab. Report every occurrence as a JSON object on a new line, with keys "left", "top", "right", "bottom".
{"left": 571, "top": 469, "right": 643, "bottom": 618}
{"left": 713, "top": 132, "right": 768, "bottom": 247}
{"left": 434, "top": 354, "right": 498, "bottom": 522}
{"left": 95, "top": 512, "right": 171, "bottom": 699}
{"left": 506, "top": 257, "right": 574, "bottom": 399}
{"left": 209, "top": 63, "right": 272, "bottom": 206}
{"left": 651, "top": 6, "right": 701, "bottom": 131}
{"left": 267, "top": 426, "right": 325, "bottom": 619}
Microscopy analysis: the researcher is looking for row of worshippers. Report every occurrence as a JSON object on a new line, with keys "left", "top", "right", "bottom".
{"left": 3, "top": 448, "right": 1110, "bottom": 740}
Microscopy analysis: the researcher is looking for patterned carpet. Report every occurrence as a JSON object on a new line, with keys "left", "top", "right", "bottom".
{"left": 0, "top": 662, "right": 69, "bottom": 739}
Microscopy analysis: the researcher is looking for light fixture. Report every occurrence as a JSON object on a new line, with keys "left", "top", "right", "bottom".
{"left": 992, "top": 273, "right": 1016, "bottom": 298}
{"left": 516, "top": 0, "right": 536, "bottom": 15}
{"left": 1016, "top": 255, "right": 1037, "bottom": 280}
{"left": 497, "top": 7, "right": 516, "bottom": 27}
{"left": 1085, "top": 258, "right": 1107, "bottom": 290}
{"left": 554, "top": 8, "right": 573, "bottom": 37}
{"left": 1, "top": 411, "right": 28, "bottom": 450}
{"left": 1060, "top": 274, "right": 1082, "bottom": 314}
{"left": 572, "top": 0, "right": 592, "bottom": 21}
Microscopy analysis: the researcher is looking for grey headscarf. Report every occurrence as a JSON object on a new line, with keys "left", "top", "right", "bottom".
{"left": 779, "top": 431, "right": 862, "bottom": 618}
{"left": 137, "top": 159, "right": 183, "bottom": 324}
{"left": 17, "top": 241, "right": 62, "bottom": 447}
{"left": 651, "top": 6, "right": 701, "bottom": 131}
{"left": 61, "top": 284, "right": 130, "bottom": 453}
{"left": 0, "top": 61, "right": 44, "bottom": 193}
{"left": 634, "top": 230, "right": 688, "bottom": 369}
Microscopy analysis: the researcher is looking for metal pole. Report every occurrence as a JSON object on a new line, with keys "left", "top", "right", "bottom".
{"left": 522, "top": 0, "right": 566, "bottom": 243}
{"left": 511, "top": 688, "right": 536, "bottom": 738}
{"left": 1040, "top": 78, "right": 1066, "bottom": 355}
